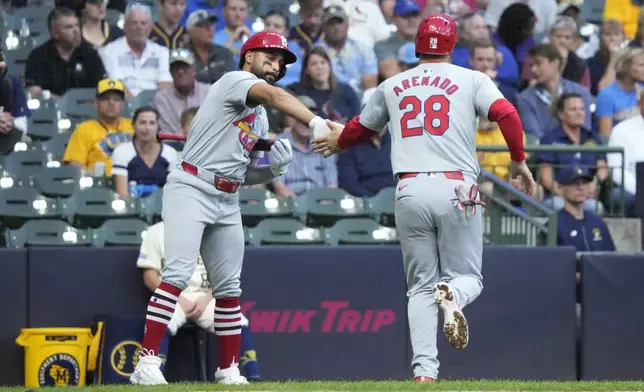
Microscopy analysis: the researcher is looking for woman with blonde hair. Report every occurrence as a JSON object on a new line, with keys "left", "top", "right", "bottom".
{"left": 595, "top": 47, "right": 644, "bottom": 137}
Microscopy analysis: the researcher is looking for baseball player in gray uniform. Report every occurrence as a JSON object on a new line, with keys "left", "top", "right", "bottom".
{"left": 312, "top": 14, "right": 536, "bottom": 381}
{"left": 130, "top": 31, "right": 334, "bottom": 386}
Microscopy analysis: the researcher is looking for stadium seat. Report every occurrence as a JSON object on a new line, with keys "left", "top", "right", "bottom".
{"left": 6, "top": 219, "right": 92, "bottom": 248}
{"left": 0, "top": 149, "right": 49, "bottom": 176}
{"left": 27, "top": 106, "right": 62, "bottom": 141}
{"left": 325, "top": 218, "right": 398, "bottom": 245}
{"left": 58, "top": 88, "right": 97, "bottom": 120}
{"left": 32, "top": 165, "right": 91, "bottom": 198}
{"left": 139, "top": 188, "right": 163, "bottom": 223}
{"left": 249, "top": 218, "right": 324, "bottom": 245}
{"left": 128, "top": 89, "right": 157, "bottom": 112}
{"left": 366, "top": 187, "right": 396, "bottom": 227}
{"left": 38, "top": 132, "right": 72, "bottom": 161}
{"left": 0, "top": 187, "right": 60, "bottom": 229}
{"left": 104, "top": 8, "right": 124, "bottom": 27}
{"left": 243, "top": 226, "right": 252, "bottom": 245}
{"left": 298, "top": 188, "right": 367, "bottom": 228}
{"left": 60, "top": 187, "right": 140, "bottom": 228}
{"left": 239, "top": 188, "right": 296, "bottom": 227}
{"left": 92, "top": 218, "right": 148, "bottom": 247}
{"left": 3, "top": 47, "right": 31, "bottom": 78}
{"left": 9, "top": 6, "right": 52, "bottom": 36}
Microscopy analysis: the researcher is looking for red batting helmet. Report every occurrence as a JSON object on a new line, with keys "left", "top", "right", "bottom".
{"left": 238, "top": 31, "right": 298, "bottom": 81}
{"left": 415, "top": 13, "right": 458, "bottom": 57}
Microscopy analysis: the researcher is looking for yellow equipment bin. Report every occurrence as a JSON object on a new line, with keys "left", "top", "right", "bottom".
{"left": 16, "top": 328, "right": 93, "bottom": 388}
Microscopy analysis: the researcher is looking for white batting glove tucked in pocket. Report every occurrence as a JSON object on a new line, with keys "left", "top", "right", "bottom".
{"left": 269, "top": 139, "right": 293, "bottom": 176}
{"left": 452, "top": 184, "right": 486, "bottom": 218}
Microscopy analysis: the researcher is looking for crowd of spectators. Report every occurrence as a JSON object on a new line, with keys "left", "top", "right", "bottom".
{"left": 1, "top": 0, "right": 643, "bottom": 249}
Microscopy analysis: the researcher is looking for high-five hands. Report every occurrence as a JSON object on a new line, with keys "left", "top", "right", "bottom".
{"left": 312, "top": 120, "right": 345, "bottom": 158}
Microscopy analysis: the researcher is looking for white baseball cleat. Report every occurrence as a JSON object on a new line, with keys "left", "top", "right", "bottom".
{"left": 215, "top": 362, "right": 249, "bottom": 385}
{"left": 130, "top": 352, "right": 168, "bottom": 385}
{"left": 434, "top": 282, "right": 469, "bottom": 349}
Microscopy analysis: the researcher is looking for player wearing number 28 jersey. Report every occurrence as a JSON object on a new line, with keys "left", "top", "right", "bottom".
{"left": 312, "top": 13, "right": 534, "bottom": 382}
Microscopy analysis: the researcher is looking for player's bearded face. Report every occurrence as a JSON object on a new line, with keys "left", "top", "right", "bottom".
{"left": 250, "top": 51, "right": 284, "bottom": 84}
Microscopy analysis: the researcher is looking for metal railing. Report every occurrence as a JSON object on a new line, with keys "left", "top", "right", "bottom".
{"left": 475, "top": 145, "right": 626, "bottom": 246}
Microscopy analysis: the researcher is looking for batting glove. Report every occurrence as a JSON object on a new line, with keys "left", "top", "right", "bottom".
{"left": 269, "top": 139, "right": 293, "bottom": 177}
{"left": 309, "top": 116, "right": 332, "bottom": 139}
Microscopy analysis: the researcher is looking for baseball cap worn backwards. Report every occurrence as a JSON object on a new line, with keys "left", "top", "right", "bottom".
{"left": 186, "top": 9, "right": 218, "bottom": 29}
{"left": 97, "top": 78, "right": 125, "bottom": 97}
{"left": 323, "top": 5, "right": 347, "bottom": 24}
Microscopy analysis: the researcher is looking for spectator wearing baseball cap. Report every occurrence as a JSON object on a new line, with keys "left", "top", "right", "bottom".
{"left": 185, "top": 9, "right": 235, "bottom": 84}
{"left": 271, "top": 95, "right": 338, "bottom": 197}
{"left": 555, "top": 166, "right": 616, "bottom": 252}
{"left": 153, "top": 48, "right": 210, "bottom": 134}
{"left": 316, "top": 5, "right": 378, "bottom": 96}
{"left": 373, "top": 0, "right": 421, "bottom": 79}
{"left": 149, "top": 0, "right": 189, "bottom": 50}
{"left": 212, "top": 0, "right": 256, "bottom": 65}
{"left": 63, "top": 78, "right": 134, "bottom": 176}
{"left": 397, "top": 41, "right": 418, "bottom": 72}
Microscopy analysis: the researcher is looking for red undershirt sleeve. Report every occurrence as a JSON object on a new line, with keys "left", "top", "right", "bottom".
{"left": 337, "top": 116, "right": 376, "bottom": 150}
{"left": 488, "top": 98, "right": 526, "bottom": 162}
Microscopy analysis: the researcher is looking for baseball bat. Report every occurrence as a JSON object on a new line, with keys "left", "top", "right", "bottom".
{"left": 156, "top": 132, "right": 274, "bottom": 152}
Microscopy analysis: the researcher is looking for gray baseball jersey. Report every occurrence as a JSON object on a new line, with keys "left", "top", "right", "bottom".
{"left": 360, "top": 62, "right": 504, "bottom": 176}
{"left": 358, "top": 62, "right": 506, "bottom": 380}
{"left": 181, "top": 71, "right": 269, "bottom": 181}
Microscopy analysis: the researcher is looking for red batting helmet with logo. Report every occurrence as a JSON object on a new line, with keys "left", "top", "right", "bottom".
{"left": 415, "top": 13, "right": 458, "bottom": 57}
{"left": 238, "top": 31, "right": 298, "bottom": 81}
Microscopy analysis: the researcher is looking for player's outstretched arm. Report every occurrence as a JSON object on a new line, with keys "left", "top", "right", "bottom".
{"left": 488, "top": 98, "right": 536, "bottom": 197}
{"left": 311, "top": 116, "right": 377, "bottom": 156}
{"left": 247, "top": 83, "right": 332, "bottom": 138}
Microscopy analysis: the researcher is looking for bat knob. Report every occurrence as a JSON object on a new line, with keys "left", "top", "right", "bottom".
{"left": 155, "top": 131, "right": 162, "bottom": 142}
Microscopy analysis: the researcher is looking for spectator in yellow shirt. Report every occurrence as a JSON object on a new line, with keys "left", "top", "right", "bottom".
{"left": 476, "top": 116, "right": 526, "bottom": 194}
{"left": 63, "top": 78, "right": 134, "bottom": 176}
{"left": 603, "top": 0, "right": 641, "bottom": 40}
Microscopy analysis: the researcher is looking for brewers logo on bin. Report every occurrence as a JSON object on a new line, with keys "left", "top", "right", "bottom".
{"left": 38, "top": 353, "right": 81, "bottom": 386}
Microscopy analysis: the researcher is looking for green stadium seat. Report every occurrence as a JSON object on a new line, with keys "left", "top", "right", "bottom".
{"left": 38, "top": 132, "right": 72, "bottom": 161}
{"left": 243, "top": 226, "right": 252, "bottom": 245}
{"left": 60, "top": 187, "right": 140, "bottom": 228}
{"left": 27, "top": 106, "right": 62, "bottom": 141}
{"left": 128, "top": 89, "right": 157, "bottom": 112}
{"left": 6, "top": 219, "right": 92, "bottom": 248}
{"left": 0, "top": 149, "right": 49, "bottom": 176}
{"left": 9, "top": 7, "right": 52, "bottom": 39}
{"left": 0, "top": 187, "right": 60, "bottom": 229}
{"left": 249, "top": 218, "right": 324, "bottom": 245}
{"left": 104, "top": 9, "right": 124, "bottom": 27}
{"left": 58, "top": 88, "right": 97, "bottom": 120}
{"left": 32, "top": 165, "right": 91, "bottom": 198}
{"left": 139, "top": 188, "right": 163, "bottom": 223}
{"left": 325, "top": 218, "right": 398, "bottom": 245}
{"left": 366, "top": 187, "right": 396, "bottom": 227}
{"left": 298, "top": 188, "right": 367, "bottom": 228}
{"left": 3, "top": 47, "right": 30, "bottom": 78}
{"left": 239, "top": 187, "right": 296, "bottom": 227}
{"left": 92, "top": 218, "right": 148, "bottom": 247}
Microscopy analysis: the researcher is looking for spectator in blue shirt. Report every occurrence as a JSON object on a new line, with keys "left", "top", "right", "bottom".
{"left": 450, "top": 13, "right": 519, "bottom": 86}
{"left": 556, "top": 166, "right": 616, "bottom": 252}
{"left": 468, "top": 40, "right": 518, "bottom": 108}
{"left": 537, "top": 93, "right": 608, "bottom": 213}
{"left": 315, "top": 5, "right": 378, "bottom": 96}
{"left": 595, "top": 47, "right": 644, "bottom": 137}
{"left": 271, "top": 95, "right": 338, "bottom": 197}
{"left": 337, "top": 127, "right": 394, "bottom": 197}
{"left": 262, "top": 10, "right": 303, "bottom": 88}
{"left": 287, "top": 46, "right": 361, "bottom": 124}
{"left": 212, "top": 0, "right": 254, "bottom": 65}
{"left": 517, "top": 44, "right": 593, "bottom": 140}
{"left": 397, "top": 41, "right": 419, "bottom": 72}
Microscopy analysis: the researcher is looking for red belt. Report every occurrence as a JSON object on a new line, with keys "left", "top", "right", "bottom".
{"left": 181, "top": 161, "right": 241, "bottom": 193}
{"left": 398, "top": 171, "right": 465, "bottom": 181}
